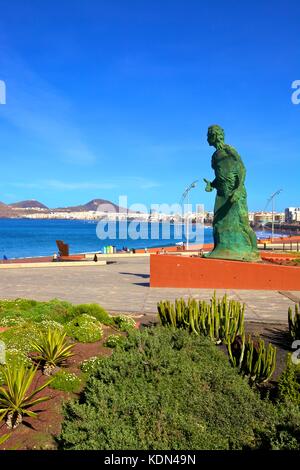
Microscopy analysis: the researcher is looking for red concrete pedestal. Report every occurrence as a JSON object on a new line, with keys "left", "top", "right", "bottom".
{"left": 150, "top": 254, "right": 300, "bottom": 290}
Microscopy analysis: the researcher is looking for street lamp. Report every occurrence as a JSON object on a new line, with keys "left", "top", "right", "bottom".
{"left": 181, "top": 180, "right": 198, "bottom": 250}
{"left": 265, "top": 189, "right": 283, "bottom": 241}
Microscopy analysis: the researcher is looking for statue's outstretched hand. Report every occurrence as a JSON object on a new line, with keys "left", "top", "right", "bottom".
{"left": 204, "top": 178, "right": 213, "bottom": 192}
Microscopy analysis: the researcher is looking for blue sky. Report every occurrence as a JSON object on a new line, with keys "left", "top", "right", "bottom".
{"left": 0, "top": 0, "right": 299, "bottom": 211}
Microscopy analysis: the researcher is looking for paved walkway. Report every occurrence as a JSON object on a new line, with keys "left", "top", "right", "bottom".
{"left": 0, "top": 257, "right": 298, "bottom": 324}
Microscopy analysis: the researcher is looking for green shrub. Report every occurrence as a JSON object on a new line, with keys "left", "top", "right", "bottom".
{"left": 0, "top": 317, "right": 26, "bottom": 328}
{"left": 0, "top": 320, "right": 66, "bottom": 357}
{"left": 0, "top": 324, "right": 41, "bottom": 354}
{"left": 58, "top": 327, "right": 279, "bottom": 450}
{"left": 80, "top": 356, "right": 105, "bottom": 375}
{"left": 50, "top": 371, "right": 82, "bottom": 393}
{"left": 157, "top": 294, "right": 245, "bottom": 345}
{"left": 38, "top": 320, "right": 64, "bottom": 332}
{"left": 70, "top": 304, "right": 112, "bottom": 325}
{"left": 0, "top": 299, "right": 38, "bottom": 315}
{"left": 104, "top": 334, "right": 126, "bottom": 349}
{"left": 260, "top": 401, "right": 300, "bottom": 450}
{"left": 113, "top": 315, "right": 136, "bottom": 332}
{"left": 65, "top": 315, "right": 103, "bottom": 343}
{"left": 278, "top": 354, "right": 300, "bottom": 406}
{"left": 0, "top": 299, "right": 73, "bottom": 325}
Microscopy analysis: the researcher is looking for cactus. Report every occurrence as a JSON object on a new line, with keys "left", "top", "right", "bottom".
{"left": 157, "top": 293, "right": 245, "bottom": 345}
{"left": 228, "top": 335, "right": 277, "bottom": 384}
{"left": 227, "top": 334, "right": 246, "bottom": 369}
{"left": 288, "top": 303, "right": 300, "bottom": 340}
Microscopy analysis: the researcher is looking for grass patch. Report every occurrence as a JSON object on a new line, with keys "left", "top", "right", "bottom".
{"left": 0, "top": 324, "right": 41, "bottom": 354}
{"left": 70, "top": 304, "right": 113, "bottom": 325}
{"left": 64, "top": 315, "right": 103, "bottom": 343}
{"left": 104, "top": 334, "right": 126, "bottom": 349}
{"left": 50, "top": 371, "right": 82, "bottom": 393}
{"left": 0, "top": 299, "right": 74, "bottom": 325}
{"left": 80, "top": 356, "right": 105, "bottom": 375}
{"left": 112, "top": 315, "right": 136, "bottom": 332}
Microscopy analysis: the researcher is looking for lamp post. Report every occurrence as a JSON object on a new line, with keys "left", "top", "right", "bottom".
{"left": 265, "top": 189, "right": 283, "bottom": 241}
{"left": 181, "top": 180, "right": 198, "bottom": 250}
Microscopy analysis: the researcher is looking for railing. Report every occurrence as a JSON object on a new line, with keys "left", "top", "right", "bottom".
{"left": 258, "top": 242, "right": 300, "bottom": 252}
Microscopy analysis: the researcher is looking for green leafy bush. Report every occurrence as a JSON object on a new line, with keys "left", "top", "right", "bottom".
{"left": 113, "top": 315, "right": 136, "bottom": 332}
{"left": 278, "top": 354, "right": 300, "bottom": 406}
{"left": 80, "top": 356, "right": 105, "bottom": 375}
{"left": 260, "top": 401, "right": 300, "bottom": 450}
{"left": 38, "top": 320, "right": 64, "bottom": 332}
{"left": 104, "top": 334, "right": 126, "bottom": 348}
{"left": 0, "top": 317, "right": 26, "bottom": 328}
{"left": 50, "top": 371, "right": 82, "bottom": 393}
{"left": 0, "top": 324, "right": 41, "bottom": 354}
{"left": 0, "top": 299, "right": 38, "bottom": 314}
{"left": 65, "top": 315, "right": 103, "bottom": 343}
{"left": 70, "top": 304, "right": 112, "bottom": 325}
{"left": 157, "top": 294, "right": 244, "bottom": 345}
{"left": 0, "top": 299, "right": 73, "bottom": 325}
{"left": 58, "top": 327, "right": 279, "bottom": 450}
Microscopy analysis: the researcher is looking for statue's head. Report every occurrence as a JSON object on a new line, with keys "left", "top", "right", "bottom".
{"left": 207, "top": 125, "right": 225, "bottom": 149}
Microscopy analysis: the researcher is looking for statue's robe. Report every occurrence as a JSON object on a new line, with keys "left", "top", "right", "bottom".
{"left": 208, "top": 144, "right": 260, "bottom": 261}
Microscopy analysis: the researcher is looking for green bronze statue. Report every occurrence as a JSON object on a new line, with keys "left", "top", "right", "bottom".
{"left": 204, "top": 125, "right": 260, "bottom": 261}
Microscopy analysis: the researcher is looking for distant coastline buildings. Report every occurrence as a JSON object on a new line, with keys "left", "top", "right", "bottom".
{"left": 1, "top": 200, "right": 300, "bottom": 232}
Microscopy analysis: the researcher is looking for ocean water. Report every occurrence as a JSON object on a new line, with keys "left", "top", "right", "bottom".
{"left": 0, "top": 218, "right": 206, "bottom": 259}
{"left": 0, "top": 218, "right": 282, "bottom": 260}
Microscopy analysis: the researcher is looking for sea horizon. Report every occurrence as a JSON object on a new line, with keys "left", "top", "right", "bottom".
{"left": 0, "top": 217, "right": 286, "bottom": 260}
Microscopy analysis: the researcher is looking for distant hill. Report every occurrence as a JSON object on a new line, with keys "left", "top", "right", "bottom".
{"left": 0, "top": 198, "right": 132, "bottom": 218}
{"left": 0, "top": 202, "right": 14, "bottom": 217}
{"left": 9, "top": 200, "right": 49, "bottom": 210}
{"left": 55, "top": 199, "right": 128, "bottom": 213}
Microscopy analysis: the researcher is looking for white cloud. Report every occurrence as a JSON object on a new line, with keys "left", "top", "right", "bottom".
{"left": 10, "top": 177, "right": 160, "bottom": 191}
{"left": 11, "top": 180, "right": 117, "bottom": 191}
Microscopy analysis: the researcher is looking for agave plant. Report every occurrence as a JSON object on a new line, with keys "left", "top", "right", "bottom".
{"left": 0, "top": 433, "right": 11, "bottom": 445}
{"left": 0, "top": 363, "right": 52, "bottom": 429}
{"left": 31, "top": 328, "right": 75, "bottom": 375}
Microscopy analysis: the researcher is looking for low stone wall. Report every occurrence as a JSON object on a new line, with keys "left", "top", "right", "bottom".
{"left": 150, "top": 254, "right": 300, "bottom": 290}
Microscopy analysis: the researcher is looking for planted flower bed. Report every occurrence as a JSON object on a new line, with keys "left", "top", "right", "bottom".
{"left": 0, "top": 296, "right": 299, "bottom": 450}
{"left": 0, "top": 299, "right": 136, "bottom": 449}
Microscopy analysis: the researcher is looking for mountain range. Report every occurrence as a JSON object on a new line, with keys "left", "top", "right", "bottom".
{"left": 0, "top": 199, "right": 128, "bottom": 218}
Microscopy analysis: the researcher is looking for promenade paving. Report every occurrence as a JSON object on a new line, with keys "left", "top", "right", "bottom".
{"left": 0, "top": 257, "right": 297, "bottom": 324}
